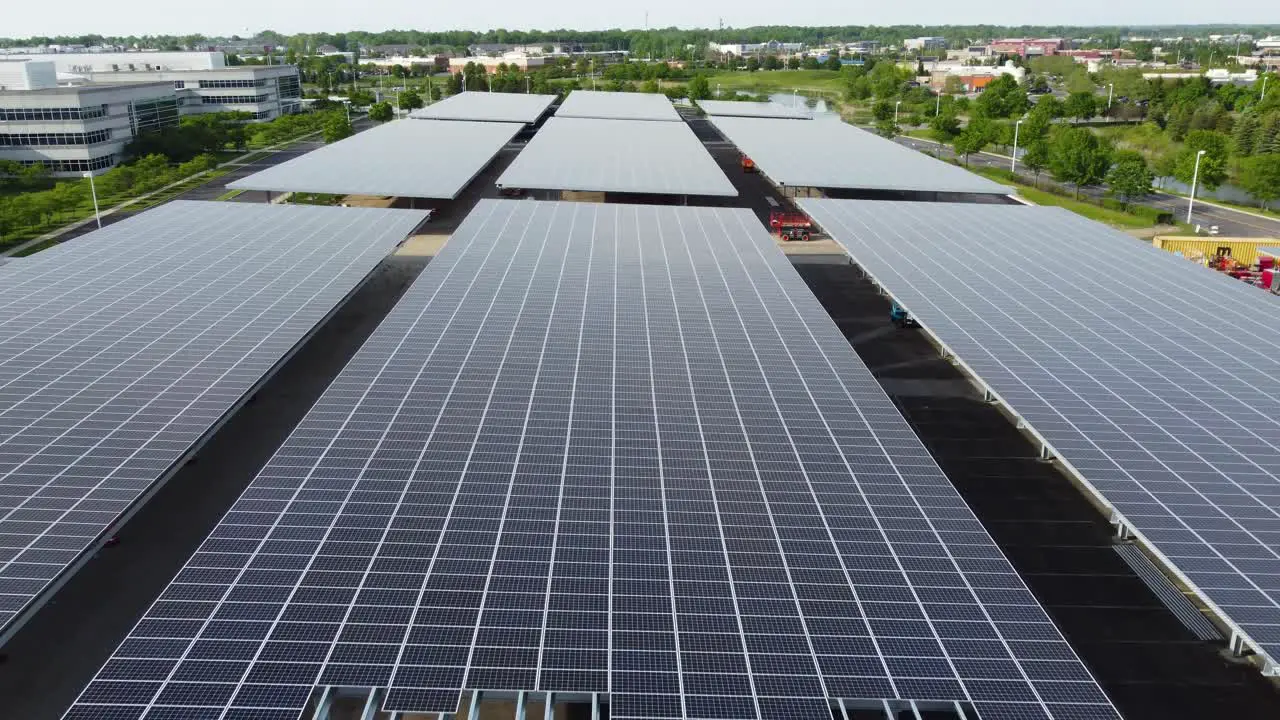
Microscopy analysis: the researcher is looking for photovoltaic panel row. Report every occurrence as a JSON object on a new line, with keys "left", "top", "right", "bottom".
{"left": 802, "top": 198, "right": 1280, "bottom": 674}
{"left": 707, "top": 116, "right": 1012, "bottom": 195}
{"left": 64, "top": 200, "right": 1117, "bottom": 720}
{"left": 409, "top": 92, "right": 557, "bottom": 124}
{"left": 697, "top": 100, "right": 813, "bottom": 120}
{"left": 0, "top": 200, "right": 425, "bottom": 645}
{"left": 554, "top": 89, "right": 683, "bottom": 122}
{"left": 228, "top": 119, "right": 522, "bottom": 199}
{"left": 495, "top": 117, "right": 738, "bottom": 197}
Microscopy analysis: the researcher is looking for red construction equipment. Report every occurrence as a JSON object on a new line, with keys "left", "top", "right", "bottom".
{"left": 741, "top": 155, "right": 757, "bottom": 173}
{"left": 769, "top": 209, "right": 812, "bottom": 242}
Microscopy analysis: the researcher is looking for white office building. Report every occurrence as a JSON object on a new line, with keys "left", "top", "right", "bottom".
{"left": 0, "top": 68, "right": 181, "bottom": 174}
{"left": 0, "top": 55, "right": 302, "bottom": 176}
{"left": 0, "top": 50, "right": 227, "bottom": 73}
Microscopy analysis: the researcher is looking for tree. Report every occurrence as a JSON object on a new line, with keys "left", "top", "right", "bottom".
{"left": 446, "top": 72, "right": 464, "bottom": 95}
{"left": 787, "top": 56, "right": 801, "bottom": 70}
{"left": 871, "top": 100, "right": 894, "bottom": 122}
{"left": 1233, "top": 112, "right": 1262, "bottom": 156}
{"left": 368, "top": 101, "right": 393, "bottom": 122}
{"left": 1033, "top": 95, "right": 1064, "bottom": 118}
{"left": 1063, "top": 92, "right": 1097, "bottom": 122}
{"left": 399, "top": 90, "right": 424, "bottom": 110}
{"left": 640, "top": 80, "right": 660, "bottom": 93}
{"left": 952, "top": 123, "right": 991, "bottom": 164}
{"left": 322, "top": 115, "right": 353, "bottom": 143}
{"left": 1049, "top": 127, "right": 1111, "bottom": 197}
{"left": 1105, "top": 151, "right": 1154, "bottom": 208}
{"left": 1172, "top": 130, "right": 1230, "bottom": 190}
{"left": 974, "top": 74, "right": 1028, "bottom": 119}
{"left": 875, "top": 119, "right": 899, "bottom": 138}
{"left": 1237, "top": 154, "right": 1280, "bottom": 209}
{"left": 687, "top": 74, "right": 711, "bottom": 101}
{"left": 745, "top": 56, "right": 759, "bottom": 73}
{"left": 942, "top": 75, "right": 965, "bottom": 95}
{"left": 824, "top": 53, "right": 842, "bottom": 71}
{"left": 929, "top": 110, "right": 961, "bottom": 141}
{"left": 801, "top": 56, "right": 820, "bottom": 71}
{"left": 1022, "top": 139, "right": 1050, "bottom": 186}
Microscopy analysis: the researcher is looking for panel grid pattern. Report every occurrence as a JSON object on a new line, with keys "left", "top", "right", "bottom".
{"left": 408, "top": 93, "right": 557, "bottom": 124}
{"left": 706, "top": 116, "right": 1012, "bottom": 195}
{"left": 227, "top": 119, "right": 522, "bottom": 199}
{"left": 803, "top": 197, "right": 1280, "bottom": 673}
{"left": 554, "top": 90, "right": 682, "bottom": 122}
{"left": 496, "top": 117, "right": 737, "bottom": 197}
{"left": 0, "top": 200, "right": 424, "bottom": 643}
{"left": 696, "top": 101, "right": 812, "bottom": 120}
{"left": 65, "top": 200, "right": 1117, "bottom": 720}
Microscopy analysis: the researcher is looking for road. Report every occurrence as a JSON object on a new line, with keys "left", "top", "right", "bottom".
{"left": 896, "top": 135, "right": 1280, "bottom": 238}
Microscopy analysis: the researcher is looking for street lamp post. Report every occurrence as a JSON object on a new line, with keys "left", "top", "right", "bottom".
{"left": 1011, "top": 119, "right": 1024, "bottom": 173}
{"left": 526, "top": 76, "right": 531, "bottom": 93}
{"left": 935, "top": 92, "right": 941, "bottom": 116}
{"left": 83, "top": 171, "right": 101, "bottom": 229}
{"left": 1187, "top": 149, "right": 1207, "bottom": 224}
{"left": 1107, "top": 83, "right": 1114, "bottom": 110}
{"left": 894, "top": 100, "right": 901, "bottom": 125}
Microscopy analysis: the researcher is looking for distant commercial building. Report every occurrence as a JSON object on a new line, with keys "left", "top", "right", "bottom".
{"left": 449, "top": 55, "right": 550, "bottom": 74}
{"left": 903, "top": 37, "right": 949, "bottom": 52}
{"left": 0, "top": 50, "right": 227, "bottom": 73}
{"left": 0, "top": 64, "right": 181, "bottom": 175}
{"left": 928, "top": 61, "right": 1025, "bottom": 92}
{"left": 1208, "top": 34, "right": 1253, "bottom": 45}
{"left": 363, "top": 55, "right": 450, "bottom": 73}
{"left": 988, "top": 38, "right": 1068, "bottom": 57}
{"left": 0, "top": 55, "right": 302, "bottom": 176}
{"left": 844, "top": 40, "right": 881, "bottom": 55}
{"left": 710, "top": 41, "right": 805, "bottom": 57}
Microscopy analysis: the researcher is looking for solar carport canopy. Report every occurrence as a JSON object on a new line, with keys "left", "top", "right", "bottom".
{"left": 409, "top": 92, "right": 556, "bottom": 124}
{"left": 497, "top": 117, "right": 737, "bottom": 196}
{"left": 708, "top": 116, "right": 1011, "bottom": 195}
{"left": 0, "top": 200, "right": 425, "bottom": 644}
{"left": 228, "top": 119, "right": 521, "bottom": 199}
{"left": 67, "top": 198, "right": 1117, "bottom": 720}
{"left": 698, "top": 100, "right": 812, "bottom": 119}
{"left": 803, "top": 198, "right": 1280, "bottom": 675}
{"left": 555, "top": 89, "right": 682, "bottom": 121}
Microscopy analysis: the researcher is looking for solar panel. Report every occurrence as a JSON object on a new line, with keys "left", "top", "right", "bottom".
{"left": 496, "top": 117, "right": 737, "bottom": 197}
{"left": 409, "top": 92, "right": 557, "bottom": 124}
{"left": 228, "top": 119, "right": 522, "bottom": 199}
{"left": 555, "top": 90, "right": 682, "bottom": 122}
{"left": 1259, "top": 246, "right": 1280, "bottom": 258}
{"left": 697, "top": 100, "right": 812, "bottom": 120}
{"left": 707, "top": 116, "right": 1012, "bottom": 195}
{"left": 0, "top": 200, "right": 426, "bottom": 646}
{"left": 65, "top": 199, "right": 1118, "bottom": 720}
{"left": 802, "top": 197, "right": 1280, "bottom": 675}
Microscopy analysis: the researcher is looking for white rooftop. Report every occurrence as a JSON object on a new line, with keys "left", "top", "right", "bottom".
{"left": 555, "top": 90, "right": 682, "bottom": 122}
{"left": 409, "top": 92, "right": 557, "bottom": 124}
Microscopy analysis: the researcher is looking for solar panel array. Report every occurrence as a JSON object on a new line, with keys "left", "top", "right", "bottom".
{"left": 67, "top": 199, "right": 1117, "bottom": 720}
{"left": 496, "top": 117, "right": 738, "bottom": 197}
{"left": 707, "top": 117, "right": 1012, "bottom": 195}
{"left": 228, "top": 119, "right": 522, "bottom": 199}
{"left": 555, "top": 90, "right": 682, "bottom": 122}
{"left": 697, "top": 100, "right": 812, "bottom": 120}
{"left": 409, "top": 93, "right": 557, "bottom": 124}
{"left": 0, "top": 200, "right": 426, "bottom": 644}
{"left": 802, "top": 198, "right": 1280, "bottom": 673}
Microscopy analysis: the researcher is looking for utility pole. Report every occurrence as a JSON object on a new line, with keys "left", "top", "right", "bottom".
{"left": 1107, "top": 83, "right": 1114, "bottom": 110}
{"left": 83, "top": 172, "right": 101, "bottom": 228}
{"left": 1011, "top": 118, "right": 1023, "bottom": 172}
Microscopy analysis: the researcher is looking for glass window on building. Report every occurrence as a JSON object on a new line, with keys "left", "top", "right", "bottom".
{"left": 129, "top": 97, "right": 180, "bottom": 133}
{"left": 0, "top": 128, "right": 111, "bottom": 146}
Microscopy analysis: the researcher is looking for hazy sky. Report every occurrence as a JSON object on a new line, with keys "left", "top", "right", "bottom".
{"left": 6, "top": 0, "right": 1277, "bottom": 39}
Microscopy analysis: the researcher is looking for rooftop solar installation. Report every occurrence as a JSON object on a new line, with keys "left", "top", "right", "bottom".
{"left": 697, "top": 100, "right": 813, "bottom": 119}
{"left": 496, "top": 117, "right": 737, "bottom": 197}
{"left": 67, "top": 198, "right": 1117, "bottom": 720}
{"left": 802, "top": 197, "right": 1280, "bottom": 675}
{"left": 0, "top": 200, "right": 426, "bottom": 645}
{"left": 707, "top": 116, "right": 1012, "bottom": 195}
{"left": 408, "top": 92, "right": 557, "bottom": 124}
{"left": 555, "top": 89, "right": 682, "bottom": 122}
{"left": 228, "top": 119, "right": 522, "bottom": 199}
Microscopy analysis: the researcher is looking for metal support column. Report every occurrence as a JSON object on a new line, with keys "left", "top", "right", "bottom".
{"left": 908, "top": 700, "right": 924, "bottom": 720}
{"left": 359, "top": 688, "right": 382, "bottom": 720}
{"left": 310, "top": 687, "right": 333, "bottom": 720}
{"left": 982, "top": 388, "right": 997, "bottom": 404}
{"left": 468, "top": 691, "right": 482, "bottom": 720}
{"left": 590, "top": 693, "right": 600, "bottom": 720}
{"left": 1229, "top": 631, "right": 1247, "bottom": 656}
{"left": 1039, "top": 444, "right": 1053, "bottom": 461}
{"left": 881, "top": 699, "right": 896, "bottom": 719}
{"left": 953, "top": 701, "right": 971, "bottom": 720}
{"left": 543, "top": 692, "right": 554, "bottom": 720}
{"left": 835, "top": 699, "right": 851, "bottom": 720}
{"left": 516, "top": 691, "right": 528, "bottom": 720}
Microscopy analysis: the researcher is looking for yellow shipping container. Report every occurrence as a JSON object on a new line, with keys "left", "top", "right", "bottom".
{"left": 1152, "top": 236, "right": 1280, "bottom": 266}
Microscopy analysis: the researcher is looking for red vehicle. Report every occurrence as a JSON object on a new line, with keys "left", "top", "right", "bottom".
{"left": 769, "top": 209, "right": 812, "bottom": 241}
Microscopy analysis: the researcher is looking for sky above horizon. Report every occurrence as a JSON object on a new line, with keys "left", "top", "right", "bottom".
{"left": 5, "top": 0, "right": 1277, "bottom": 39}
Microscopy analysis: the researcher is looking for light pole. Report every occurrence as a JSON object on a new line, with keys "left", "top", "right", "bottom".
{"left": 526, "top": 76, "right": 531, "bottom": 93}
{"left": 935, "top": 92, "right": 941, "bottom": 116}
{"left": 591, "top": 59, "right": 596, "bottom": 90}
{"left": 83, "top": 171, "right": 101, "bottom": 228}
{"left": 1187, "top": 149, "right": 1207, "bottom": 224}
{"left": 894, "top": 100, "right": 901, "bottom": 125}
{"left": 1106, "top": 82, "right": 1114, "bottom": 110}
{"left": 1011, "top": 118, "right": 1024, "bottom": 173}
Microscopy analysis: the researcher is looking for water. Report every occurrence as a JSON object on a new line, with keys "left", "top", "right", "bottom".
{"left": 1155, "top": 177, "right": 1262, "bottom": 207}
{"left": 768, "top": 93, "right": 840, "bottom": 120}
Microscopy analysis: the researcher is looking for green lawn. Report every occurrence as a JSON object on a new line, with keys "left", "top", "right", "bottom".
{"left": 965, "top": 166, "right": 1165, "bottom": 230}
{"left": 216, "top": 188, "right": 246, "bottom": 201}
{"left": 703, "top": 69, "right": 848, "bottom": 96}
